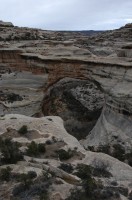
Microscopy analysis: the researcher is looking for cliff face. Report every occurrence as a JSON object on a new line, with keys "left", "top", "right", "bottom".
{"left": 0, "top": 23, "right": 132, "bottom": 146}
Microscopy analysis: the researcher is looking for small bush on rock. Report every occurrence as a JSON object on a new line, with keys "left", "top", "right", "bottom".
{"left": 66, "top": 188, "right": 86, "bottom": 200}
{"left": 91, "top": 159, "right": 112, "bottom": 178}
{"left": 112, "top": 144, "right": 125, "bottom": 162}
{"left": 75, "top": 164, "right": 92, "bottom": 180}
{"left": 59, "top": 163, "right": 74, "bottom": 173}
{"left": 15, "top": 171, "right": 37, "bottom": 190}
{"left": 0, "top": 138, "right": 23, "bottom": 164}
{"left": 27, "top": 141, "right": 46, "bottom": 157}
{"left": 38, "top": 143, "right": 46, "bottom": 153}
{"left": 0, "top": 166, "right": 12, "bottom": 181}
{"left": 57, "top": 149, "right": 73, "bottom": 161}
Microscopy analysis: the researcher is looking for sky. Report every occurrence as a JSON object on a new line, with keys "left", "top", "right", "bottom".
{"left": 0, "top": 0, "right": 132, "bottom": 30}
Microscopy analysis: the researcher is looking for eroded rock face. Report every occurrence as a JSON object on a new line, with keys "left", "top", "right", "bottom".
{"left": 0, "top": 23, "right": 131, "bottom": 146}
{"left": 0, "top": 62, "right": 48, "bottom": 116}
{"left": 43, "top": 78, "right": 104, "bottom": 139}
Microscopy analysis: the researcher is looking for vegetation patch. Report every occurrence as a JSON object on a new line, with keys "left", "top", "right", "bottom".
{"left": 59, "top": 163, "right": 74, "bottom": 173}
{"left": 0, "top": 166, "right": 12, "bottom": 182}
{"left": 27, "top": 141, "right": 46, "bottom": 157}
{"left": 88, "top": 144, "right": 132, "bottom": 167}
{"left": 57, "top": 148, "right": 74, "bottom": 161}
{"left": 0, "top": 137, "right": 23, "bottom": 164}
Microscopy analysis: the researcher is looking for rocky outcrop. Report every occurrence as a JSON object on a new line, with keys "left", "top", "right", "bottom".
{"left": 0, "top": 20, "right": 14, "bottom": 27}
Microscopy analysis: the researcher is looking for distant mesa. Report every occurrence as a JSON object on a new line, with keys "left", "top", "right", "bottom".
{"left": 120, "top": 23, "right": 132, "bottom": 29}
{"left": 0, "top": 20, "right": 14, "bottom": 27}
{"left": 124, "top": 23, "right": 132, "bottom": 28}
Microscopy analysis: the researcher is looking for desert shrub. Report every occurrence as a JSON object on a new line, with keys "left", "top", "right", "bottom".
{"left": 27, "top": 141, "right": 46, "bottom": 157}
{"left": 0, "top": 166, "right": 12, "bottom": 181}
{"left": 42, "top": 170, "right": 52, "bottom": 181}
{"left": 15, "top": 171, "right": 37, "bottom": 190}
{"left": 7, "top": 93, "right": 23, "bottom": 103}
{"left": 59, "top": 163, "right": 74, "bottom": 173}
{"left": 45, "top": 140, "right": 52, "bottom": 145}
{"left": 69, "top": 163, "right": 118, "bottom": 200}
{"left": 19, "top": 173, "right": 33, "bottom": 189}
{"left": 0, "top": 138, "right": 23, "bottom": 164}
{"left": 126, "top": 151, "right": 132, "bottom": 167}
{"left": 12, "top": 183, "right": 26, "bottom": 196}
{"left": 52, "top": 136, "right": 57, "bottom": 143}
{"left": 66, "top": 188, "right": 86, "bottom": 200}
{"left": 91, "top": 159, "right": 112, "bottom": 178}
{"left": 75, "top": 164, "right": 98, "bottom": 196}
{"left": 18, "top": 125, "right": 28, "bottom": 135}
{"left": 57, "top": 149, "right": 73, "bottom": 161}
{"left": 38, "top": 143, "right": 46, "bottom": 153}
{"left": 75, "top": 164, "right": 92, "bottom": 180}
{"left": 13, "top": 175, "right": 50, "bottom": 199}
{"left": 75, "top": 164, "right": 104, "bottom": 199}
{"left": 96, "top": 188, "right": 120, "bottom": 199}
{"left": 88, "top": 146, "right": 95, "bottom": 151}
{"left": 27, "top": 141, "right": 38, "bottom": 156}
{"left": 82, "top": 177, "right": 98, "bottom": 196}
{"left": 39, "top": 192, "right": 49, "bottom": 200}
{"left": 27, "top": 171, "right": 37, "bottom": 179}
{"left": 112, "top": 144, "right": 125, "bottom": 161}
{"left": 97, "top": 145, "right": 111, "bottom": 154}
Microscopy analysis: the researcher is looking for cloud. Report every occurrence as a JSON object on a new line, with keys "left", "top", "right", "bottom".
{"left": 0, "top": 0, "right": 132, "bottom": 30}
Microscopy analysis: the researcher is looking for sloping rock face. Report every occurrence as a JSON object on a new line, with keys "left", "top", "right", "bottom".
{"left": 0, "top": 114, "right": 132, "bottom": 199}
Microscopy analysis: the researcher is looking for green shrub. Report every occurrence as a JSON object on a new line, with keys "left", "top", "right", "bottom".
{"left": 27, "top": 141, "right": 39, "bottom": 156}
{"left": 75, "top": 164, "right": 103, "bottom": 198}
{"left": 97, "top": 145, "right": 111, "bottom": 154}
{"left": 92, "top": 159, "right": 112, "bottom": 178}
{"left": 75, "top": 164, "right": 92, "bottom": 180}
{"left": 0, "top": 166, "right": 12, "bottom": 181}
{"left": 82, "top": 177, "right": 98, "bottom": 196}
{"left": 13, "top": 173, "right": 50, "bottom": 198}
{"left": 0, "top": 138, "right": 23, "bottom": 164}
{"left": 18, "top": 173, "right": 32, "bottom": 189}
{"left": 18, "top": 171, "right": 37, "bottom": 189}
{"left": 27, "top": 141, "right": 46, "bottom": 157}
{"left": 57, "top": 149, "right": 73, "bottom": 161}
{"left": 27, "top": 171, "right": 37, "bottom": 179}
{"left": 18, "top": 125, "right": 28, "bottom": 135}
{"left": 39, "top": 192, "right": 49, "bottom": 200}
{"left": 126, "top": 151, "right": 132, "bottom": 167}
{"left": 66, "top": 188, "right": 86, "bottom": 200}
{"left": 112, "top": 144, "right": 125, "bottom": 161}
{"left": 38, "top": 143, "right": 46, "bottom": 153}
{"left": 59, "top": 163, "right": 74, "bottom": 173}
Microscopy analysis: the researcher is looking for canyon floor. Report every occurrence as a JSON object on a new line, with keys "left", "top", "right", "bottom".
{"left": 0, "top": 21, "right": 132, "bottom": 200}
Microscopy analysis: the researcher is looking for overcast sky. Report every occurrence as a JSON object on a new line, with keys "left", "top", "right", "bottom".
{"left": 0, "top": 0, "right": 132, "bottom": 30}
